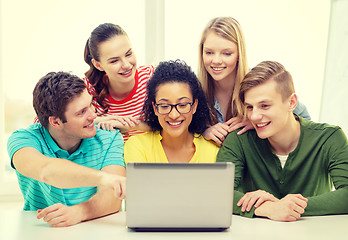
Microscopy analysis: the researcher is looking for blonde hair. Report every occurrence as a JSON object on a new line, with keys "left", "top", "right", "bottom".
{"left": 198, "top": 17, "right": 248, "bottom": 123}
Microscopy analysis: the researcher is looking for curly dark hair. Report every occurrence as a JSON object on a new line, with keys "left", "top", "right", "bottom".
{"left": 33, "top": 72, "right": 86, "bottom": 129}
{"left": 143, "top": 60, "right": 212, "bottom": 134}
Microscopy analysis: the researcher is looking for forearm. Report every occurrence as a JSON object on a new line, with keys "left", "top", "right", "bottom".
{"left": 133, "top": 121, "right": 151, "bottom": 132}
{"left": 41, "top": 158, "right": 105, "bottom": 188}
{"left": 94, "top": 115, "right": 112, "bottom": 123}
{"left": 303, "top": 187, "right": 348, "bottom": 216}
{"left": 75, "top": 187, "right": 123, "bottom": 222}
{"left": 74, "top": 165, "right": 126, "bottom": 221}
{"left": 13, "top": 147, "right": 105, "bottom": 189}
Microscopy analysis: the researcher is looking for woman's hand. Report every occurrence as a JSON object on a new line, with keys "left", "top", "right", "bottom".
{"left": 226, "top": 116, "right": 254, "bottom": 135}
{"left": 96, "top": 116, "right": 140, "bottom": 132}
{"left": 202, "top": 122, "right": 230, "bottom": 145}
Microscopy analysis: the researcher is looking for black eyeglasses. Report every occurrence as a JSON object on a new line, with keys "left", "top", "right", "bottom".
{"left": 155, "top": 102, "right": 194, "bottom": 114}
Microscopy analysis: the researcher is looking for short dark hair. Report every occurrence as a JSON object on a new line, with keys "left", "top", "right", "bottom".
{"left": 33, "top": 72, "right": 86, "bottom": 129}
{"left": 239, "top": 61, "right": 295, "bottom": 104}
{"left": 143, "top": 60, "right": 212, "bottom": 134}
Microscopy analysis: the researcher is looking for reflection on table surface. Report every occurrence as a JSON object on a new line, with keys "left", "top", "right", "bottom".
{"left": 0, "top": 210, "right": 347, "bottom": 240}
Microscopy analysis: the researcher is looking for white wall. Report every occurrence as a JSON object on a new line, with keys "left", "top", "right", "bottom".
{"left": 164, "top": 0, "right": 331, "bottom": 122}
{"left": 0, "top": 0, "right": 336, "bottom": 196}
{"left": 1, "top": 0, "right": 146, "bottom": 104}
{"left": 320, "top": 0, "right": 348, "bottom": 135}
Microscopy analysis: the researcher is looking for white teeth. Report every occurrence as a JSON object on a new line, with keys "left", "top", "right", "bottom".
{"left": 168, "top": 121, "right": 181, "bottom": 126}
{"left": 212, "top": 67, "right": 224, "bottom": 71}
{"left": 122, "top": 69, "right": 132, "bottom": 75}
{"left": 257, "top": 123, "right": 268, "bottom": 127}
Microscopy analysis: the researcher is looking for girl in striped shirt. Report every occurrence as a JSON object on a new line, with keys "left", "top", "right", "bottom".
{"left": 84, "top": 23, "right": 154, "bottom": 141}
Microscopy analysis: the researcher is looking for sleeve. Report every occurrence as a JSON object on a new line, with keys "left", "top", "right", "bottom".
{"left": 304, "top": 128, "right": 348, "bottom": 216}
{"left": 7, "top": 128, "right": 42, "bottom": 169}
{"left": 124, "top": 135, "right": 148, "bottom": 164}
{"left": 294, "top": 100, "right": 311, "bottom": 120}
{"left": 216, "top": 131, "right": 255, "bottom": 218}
{"left": 102, "top": 130, "right": 125, "bottom": 168}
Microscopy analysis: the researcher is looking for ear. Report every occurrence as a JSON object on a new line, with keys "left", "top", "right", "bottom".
{"left": 152, "top": 102, "right": 160, "bottom": 117}
{"left": 48, "top": 116, "right": 63, "bottom": 128}
{"left": 288, "top": 93, "right": 298, "bottom": 112}
{"left": 192, "top": 99, "right": 198, "bottom": 115}
{"left": 91, "top": 59, "right": 104, "bottom": 72}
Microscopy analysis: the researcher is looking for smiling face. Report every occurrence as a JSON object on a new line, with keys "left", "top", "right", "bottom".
{"left": 92, "top": 35, "right": 137, "bottom": 89}
{"left": 153, "top": 82, "right": 197, "bottom": 139}
{"left": 244, "top": 79, "right": 295, "bottom": 140}
{"left": 202, "top": 31, "right": 239, "bottom": 83}
{"left": 59, "top": 90, "right": 97, "bottom": 143}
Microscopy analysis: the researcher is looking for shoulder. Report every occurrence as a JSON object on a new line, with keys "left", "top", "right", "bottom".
{"left": 224, "top": 128, "right": 257, "bottom": 146}
{"left": 294, "top": 101, "right": 311, "bottom": 120}
{"left": 298, "top": 117, "right": 347, "bottom": 153}
{"left": 8, "top": 123, "right": 44, "bottom": 142}
{"left": 136, "top": 65, "right": 155, "bottom": 80}
{"left": 82, "top": 76, "right": 96, "bottom": 95}
{"left": 300, "top": 117, "right": 342, "bottom": 137}
{"left": 125, "top": 131, "right": 158, "bottom": 147}
{"left": 137, "top": 65, "right": 155, "bottom": 74}
{"left": 90, "top": 127, "right": 124, "bottom": 146}
{"left": 194, "top": 134, "right": 220, "bottom": 151}
{"left": 7, "top": 124, "right": 46, "bottom": 159}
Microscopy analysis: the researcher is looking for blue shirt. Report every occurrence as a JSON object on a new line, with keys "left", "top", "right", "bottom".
{"left": 7, "top": 123, "right": 125, "bottom": 210}
{"left": 214, "top": 98, "right": 311, "bottom": 122}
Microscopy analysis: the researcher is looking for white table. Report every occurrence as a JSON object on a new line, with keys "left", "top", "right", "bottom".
{"left": 0, "top": 210, "right": 347, "bottom": 240}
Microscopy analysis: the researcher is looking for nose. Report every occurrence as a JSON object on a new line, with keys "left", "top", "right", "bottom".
{"left": 168, "top": 106, "right": 180, "bottom": 119}
{"left": 121, "top": 58, "right": 132, "bottom": 70}
{"left": 249, "top": 108, "right": 262, "bottom": 122}
{"left": 212, "top": 54, "right": 222, "bottom": 64}
{"left": 88, "top": 105, "right": 97, "bottom": 120}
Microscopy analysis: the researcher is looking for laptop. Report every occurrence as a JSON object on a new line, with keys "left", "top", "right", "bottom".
{"left": 126, "top": 162, "right": 234, "bottom": 231}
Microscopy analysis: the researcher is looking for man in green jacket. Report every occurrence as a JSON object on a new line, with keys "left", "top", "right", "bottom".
{"left": 217, "top": 61, "right": 348, "bottom": 221}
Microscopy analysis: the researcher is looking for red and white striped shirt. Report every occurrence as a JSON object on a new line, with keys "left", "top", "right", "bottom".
{"left": 83, "top": 65, "right": 154, "bottom": 141}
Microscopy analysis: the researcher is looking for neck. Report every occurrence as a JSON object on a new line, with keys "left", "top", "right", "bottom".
{"left": 160, "top": 131, "right": 194, "bottom": 150}
{"left": 48, "top": 127, "right": 82, "bottom": 154}
{"left": 108, "top": 78, "right": 135, "bottom": 101}
{"left": 213, "top": 74, "right": 236, "bottom": 97}
{"left": 268, "top": 115, "right": 301, "bottom": 155}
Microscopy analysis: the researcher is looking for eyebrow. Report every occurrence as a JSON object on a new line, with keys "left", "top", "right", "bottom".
{"left": 75, "top": 97, "right": 93, "bottom": 115}
{"left": 244, "top": 100, "right": 272, "bottom": 106}
{"left": 203, "top": 47, "right": 234, "bottom": 51}
{"left": 107, "top": 48, "right": 132, "bottom": 62}
{"left": 157, "top": 97, "right": 191, "bottom": 102}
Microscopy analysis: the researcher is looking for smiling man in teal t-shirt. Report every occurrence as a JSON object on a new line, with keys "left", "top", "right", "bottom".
{"left": 7, "top": 72, "right": 126, "bottom": 227}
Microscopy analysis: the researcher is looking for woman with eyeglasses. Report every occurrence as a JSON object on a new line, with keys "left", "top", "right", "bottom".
{"left": 124, "top": 60, "right": 219, "bottom": 164}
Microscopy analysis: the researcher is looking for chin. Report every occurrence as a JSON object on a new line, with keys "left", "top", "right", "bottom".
{"left": 85, "top": 128, "right": 97, "bottom": 139}
{"left": 255, "top": 130, "right": 271, "bottom": 139}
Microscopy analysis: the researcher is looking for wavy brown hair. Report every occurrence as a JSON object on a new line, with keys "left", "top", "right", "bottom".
{"left": 84, "top": 23, "right": 127, "bottom": 113}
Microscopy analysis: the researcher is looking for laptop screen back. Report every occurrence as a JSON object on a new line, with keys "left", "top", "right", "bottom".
{"left": 126, "top": 162, "right": 234, "bottom": 230}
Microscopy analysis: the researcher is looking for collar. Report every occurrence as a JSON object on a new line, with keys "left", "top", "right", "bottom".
{"left": 40, "top": 124, "right": 88, "bottom": 156}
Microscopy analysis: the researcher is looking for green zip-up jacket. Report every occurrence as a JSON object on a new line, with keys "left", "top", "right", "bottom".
{"left": 217, "top": 116, "right": 348, "bottom": 218}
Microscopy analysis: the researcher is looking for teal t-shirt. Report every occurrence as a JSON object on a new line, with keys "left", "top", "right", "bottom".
{"left": 7, "top": 123, "right": 125, "bottom": 210}
{"left": 217, "top": 117, "right": 348, "bottom": 217}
